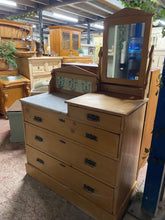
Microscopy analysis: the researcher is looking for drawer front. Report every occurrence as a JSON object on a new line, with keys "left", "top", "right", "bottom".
{"left": 67, "top": 120, "right": 120, "bottom": 158}
{"left": 32, "top": 75, "right": 50, "bottom": 86}
{"left": 32, "top": 64, "right": 45, "bottom": 73}
{"left": 68, "top": 105, "right": 122, "bottom": 133}
{"left": 26, "top": 145, "right": 114, "bottom": 212}
{"left": 22, "top": 104, "right": 120, "bottom": 158}
{"left": 25, "top": 123, "right": 119, "bottom": 186}
{"left": 22, "top": 104, "right": 69, "bottom": 135}
{"left": 46, "top": 61, "right": 61, "bottom": 72}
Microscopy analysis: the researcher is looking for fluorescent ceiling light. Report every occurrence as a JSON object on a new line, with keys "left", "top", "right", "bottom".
{"left": 0, "top": 0, "right": 17, "bottom": 6}
{"left": 92, "top": 24, "right": 104, "bottom": 30}
{"left": 53, "top": 13, "right": 78, "bottom": 23}
{"left": 160, "top": 20, "right": 165, "bottom": 26}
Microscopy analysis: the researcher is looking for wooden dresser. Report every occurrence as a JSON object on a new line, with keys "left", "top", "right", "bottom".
{"left": 20, "top": 8, "right": 157, "bottom": 220}
{"left": 16, "top": 57, "right": 62, "bottom": 90}
{"left": 21, "top": 91, "right": 146, "bottom": 220}
{"left": 20, "top": 65, "right": 148, "bottom": 220}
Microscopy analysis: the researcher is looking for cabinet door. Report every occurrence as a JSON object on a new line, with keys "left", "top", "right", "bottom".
{"left": 61, "top": 31, "right": 71, "bottom": 56}
{"left": 71, "top": 31, "right": 80, "bottom": 56}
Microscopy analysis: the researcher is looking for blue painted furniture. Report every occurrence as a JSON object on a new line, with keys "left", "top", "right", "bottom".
{"left": 7, "top": 100, "right": 24, "bottom": 142}
{"left": 142, "top": 58, "right": 165, "bottom": 215}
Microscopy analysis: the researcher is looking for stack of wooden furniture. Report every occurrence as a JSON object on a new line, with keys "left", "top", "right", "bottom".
{"left": 0, "top": 19, "right": 33, "bottom": 52}
{"left": 0, "top": 20, "right": 32, "bottom": 117}
{"left": 20, "top": 8, "right": 160, "bottom": 220}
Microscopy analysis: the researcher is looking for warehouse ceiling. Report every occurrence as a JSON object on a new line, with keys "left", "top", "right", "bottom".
{"left": 0, "top": 0, "right": 124, "bottom": 33}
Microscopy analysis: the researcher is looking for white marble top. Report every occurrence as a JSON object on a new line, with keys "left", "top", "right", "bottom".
{"left": 63, "top": 63, "right": 98, "bottom": 67}
{"left": 20, "top": 92, "right": 75, "bottom": 114}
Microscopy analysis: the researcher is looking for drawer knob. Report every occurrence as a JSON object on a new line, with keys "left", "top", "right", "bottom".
{"left": 36, "top": 158, "right": 44, "bottom": 164}
{"left": 85, "top": 158, "right": 96, "bottom": 167}
{"left": 86, "top": 133, "right": 97, "bottom": 141}
{"left": 83, "top": 184, "right": 95, "bottom": 193}
{"left": 33, "top": 116, "right": 42, "bottom": 122}
{"left": 35, "top": 135, "right": 43, "bottom": 142}
{"left": 87, "top": 113, "right": 100, "bottom": 122}
{"left": 59, "top": 118, "right": 65, "bottom": 123}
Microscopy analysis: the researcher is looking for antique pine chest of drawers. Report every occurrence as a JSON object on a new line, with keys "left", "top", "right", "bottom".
{"left": 21, "top": 91, "right": 147, "bottom": 220}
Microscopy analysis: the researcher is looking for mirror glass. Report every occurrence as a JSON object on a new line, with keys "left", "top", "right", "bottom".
{"left": 106, "top": 22, "right": 145, "bottom": 80}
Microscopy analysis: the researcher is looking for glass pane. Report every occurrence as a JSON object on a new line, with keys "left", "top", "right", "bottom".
{"left": 72, "top": 34, "right": 79, "bottom": 50}
{"left": 106, "top": 23, "right": 145, "bottom": 80}
{"left": 62, "top": 32, "right": 70, "bottom": 50}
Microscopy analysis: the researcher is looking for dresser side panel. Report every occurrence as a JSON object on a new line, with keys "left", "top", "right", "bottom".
{"left": 114, "top": 103, "right": 146, "bottom": 213}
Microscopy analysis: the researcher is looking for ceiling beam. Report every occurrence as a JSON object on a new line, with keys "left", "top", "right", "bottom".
{"left": 14, "top": 0, "right": 37, "bottom": 8}
{"left": 42, "top": 0, "right": 87, "bottom": 10}
{"left": 95, "top": 0, "right": 123, "bottom": 11}
{"left": 29, "top": 0, "right": 49, "bottom": 5}
{"left": 56, "top": 6, "right": 97, "bottom": 20}
{"left": 85, "top": 1, "right": 113, "bottom": 14}
{"left": 69, "top": 4, "right": 106, "bottom": 18}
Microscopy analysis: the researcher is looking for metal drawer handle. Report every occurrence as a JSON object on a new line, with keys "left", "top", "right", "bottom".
{"left": 33, "top": 116, "right": 42, "bottom": 122}
{"left": 35, "top": 135, "right": 43, "bottom": 142}
{"left": 59, "top": 118, "right": 65, "bottom": 123}
{"left": 59, "top": 163, "right": 66, "bottom": 167}
{"left": 85, "top": 158, "right": 96, "bottom": 167}
{"left": 36, "top": 158, "right": 44, "bottom": 164}
{"left": 83, "top": 184, "right": 95, "bottom": 193}
{"left": 87, "top": 113, "right": 100, "bottom": 122}
{"left": 60, "top": 140, "right": 66, "bottom": 144}
{"left": 86, "top": 133, "right": 97, "bottom": 141}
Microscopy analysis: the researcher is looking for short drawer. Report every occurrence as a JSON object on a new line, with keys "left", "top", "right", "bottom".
{"left": 26, "top": 145, "right": 114, "bottom": 213}
{"left": 68, "top": 105, "right": 122, "bottom": 133}
{"left": 22, "top": 104, "right": 69, "bottom": 135}
{"left": 46, "top": 62, "right": 61, "bottom": 72}
{"left": 32, "top": 64, "right": 45, "bottom": 72}
{"left": 25, "top": 123, "right": 119, "bottom": 186}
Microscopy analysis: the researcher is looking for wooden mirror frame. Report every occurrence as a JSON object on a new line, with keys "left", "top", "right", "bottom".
{"left": 101, "top": 8, "right": 153, "bottom": 89}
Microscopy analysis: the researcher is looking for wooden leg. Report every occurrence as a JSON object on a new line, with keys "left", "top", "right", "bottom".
{"left": 2, "top": 88, "right": 8, "bottom": 118}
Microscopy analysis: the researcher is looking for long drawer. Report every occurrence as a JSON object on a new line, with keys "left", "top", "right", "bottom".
{"left": 68, "top": 105, "right": 122, "bottom": 133}
{"left": 26, "top": 145, "right": 114, "bottom": 213}
{"left": 25, "top": 123, "right": 119, "bottom": 186}
{"left": 67, "top": 120, "right": 120, "bottom": 158}
{"left": 23, "top": 105, "right": 120, "bottom": 158}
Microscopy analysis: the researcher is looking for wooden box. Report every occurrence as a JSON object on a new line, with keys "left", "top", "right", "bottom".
{"left": 7, "top": 100, "right": 24, "bottom": 142}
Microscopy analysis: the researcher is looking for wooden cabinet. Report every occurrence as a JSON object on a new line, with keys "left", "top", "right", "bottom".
{"left": 0, "top": 74, "right": 30, "bottom": 117}
{"left": 16, "top": 57, "right": 62, "bottom": 90}
{"left": 49, "top": 26, "right": 82, "bottom": 56}
{"left": 21, "top": 91, "right": 146, "bottom": 220}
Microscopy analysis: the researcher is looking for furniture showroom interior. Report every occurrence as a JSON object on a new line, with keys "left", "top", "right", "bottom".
{"left": 0, "top": 0, "right": 165, "bottom": 220}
